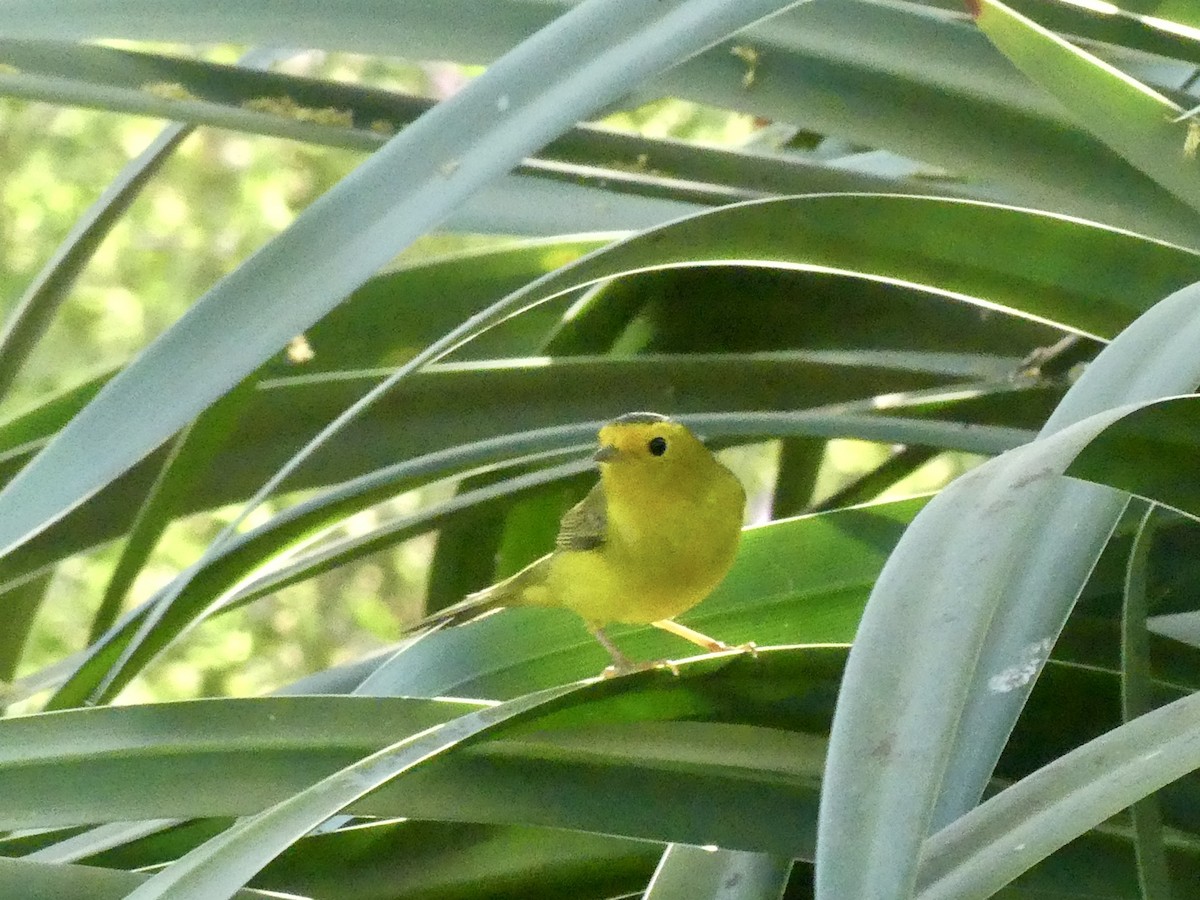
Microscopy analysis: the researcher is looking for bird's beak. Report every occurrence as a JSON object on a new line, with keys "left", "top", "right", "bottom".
{"left": 593, "top": 443, "right": 619, "bottom": 463}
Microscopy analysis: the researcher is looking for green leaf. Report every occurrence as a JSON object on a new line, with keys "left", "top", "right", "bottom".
{"left": 1062, "top": 397, "right": 1200, "bottom": 521}
{"left": 3, "top": 652, "right": 1195, "bottom": 893}
{"left": 996, "top": 0, "right": 1200, "bottom": 65}
{"left": 809, "top": 444, "right": 939, "bottom": 514}
{"left": 88, "top": 379, "right": 255, "bottom": 641}
{"left": 0, "top": 47, "right": 283, "bottom": 409}
{"left": 0, "top": 857, "right": 276, "bottom": 900}
{"left": 120, "top": 681, "right": 590, "bottom": 900}
{"left": 5, "top": 3, "right": 1199, "bottom": 242}
{"left": 649, "top": 2, "right": 1200, "bottom": 245}
{"left": 0, "top": 40, "right": 873, "bottom": 215}
{"left": 23, "top": 820, "right": 192, "bottom": 866}
{"left": 51, "top": 818, "right": 656, "bottom": 899}
{"left": 478, "top": 195, "right": 1200, "bottom": 345}
{"left": 31, "top": 653, "right": 829, "bottom": 899}
{"left": 916, "top": 687, "right": 1200, "bottom": 899}
{"left": 0, "top": 0, "right": 562, "bottom": 59}
{"left": 0, "top": 237, "right": 602, "bottom": 583}
{"left": 0, "top": 124, "right": 187, "bottom": 408}
{"left": 933, "top": 285, "right": 1200, "bottom": 816}
{"left": 1, "top": 669, "right": 831, "bottom": 850}
{"left": 0, "top": 572, "right": 50, "bottom": 688}
{"left": 971, "top": 0, "right": 1200, "bottom": 217}
{"left": 255, "top": 820, "right": 659, "bottom": 900}
{"left": 645, "top": 845, "right": 792, "bottom": 900}
{"left": 770, "top": 437, "right": 826, "bottom": 517}
{"left": 1126, "top": 0, "right": 1200, "bottom": 28}
{"left": 1120, "top": 505, "right": 1174, "bottom": 899}
{"left": 817, "top": 277, "right": 1200, "bottom": 900}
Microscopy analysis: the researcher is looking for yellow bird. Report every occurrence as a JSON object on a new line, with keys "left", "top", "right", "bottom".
{"left": 424, "top": 412, "right": 748, "bottom": 674}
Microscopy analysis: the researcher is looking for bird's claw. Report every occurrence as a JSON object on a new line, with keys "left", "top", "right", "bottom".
{"left": 600, "top": 658, "right": 680, "bottom": 679}
{"left": 704, "top": 639, "right": 758, "bottom": 658}
{"left": 736, "top": 641, "right": 759, "bottom": 659}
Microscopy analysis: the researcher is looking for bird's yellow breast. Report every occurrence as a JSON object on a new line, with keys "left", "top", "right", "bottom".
{"left": 541, "top": 466, "right": 744, "bottom": 625}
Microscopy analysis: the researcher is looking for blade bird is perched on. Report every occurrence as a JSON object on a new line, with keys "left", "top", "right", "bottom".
{"left": 421, "top": 412, "right": 751, "bottom": 675}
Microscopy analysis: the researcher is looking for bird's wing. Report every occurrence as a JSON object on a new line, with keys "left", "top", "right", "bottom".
{"left": 555, "top": 481, "right": 607, "bottom": 551}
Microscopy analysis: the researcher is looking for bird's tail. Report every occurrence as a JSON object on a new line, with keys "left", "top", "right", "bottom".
{"left": 413, "top": 583, "right": 506, "bottom": 630}
{"left": 410, "top": 554, "right": 547, "bottom": 631}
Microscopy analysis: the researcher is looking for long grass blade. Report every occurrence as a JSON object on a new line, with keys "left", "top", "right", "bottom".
{"left": 1122, "top": 504, "right": 1175, "bottom": 899}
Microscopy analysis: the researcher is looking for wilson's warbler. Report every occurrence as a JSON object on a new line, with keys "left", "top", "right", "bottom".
{"left": 424, "top": 412, "right": 749, "bottom": 675}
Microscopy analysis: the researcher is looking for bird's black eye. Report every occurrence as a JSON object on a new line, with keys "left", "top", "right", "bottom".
{"left": 648, "top": 436, "right": 668, "bottom": 456}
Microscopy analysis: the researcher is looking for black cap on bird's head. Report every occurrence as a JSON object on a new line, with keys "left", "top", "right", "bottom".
{"left": 611, "top": 411, "right": 670, "bottom": 426}
{"left": 593, "top": 411, "right": 705, "bottom": 467}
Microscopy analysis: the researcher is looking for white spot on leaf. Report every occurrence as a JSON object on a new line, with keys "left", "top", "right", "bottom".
{"left": 987, "top": 638, "right": 1054, "bottom": 693}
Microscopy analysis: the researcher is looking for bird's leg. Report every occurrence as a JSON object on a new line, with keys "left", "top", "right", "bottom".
{"left": 588, "top": 624, "right": 678, "bottom": 678}
{"left": 652, "top": 619, "right": 758, "bottom": 657}
{"left": 589, "top": 624, "right": 636, "bottom": 673}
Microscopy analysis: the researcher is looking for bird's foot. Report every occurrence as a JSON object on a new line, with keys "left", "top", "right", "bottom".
{"left": 600, "top": 658, "right": 680, "bottom": 679}
{"left": 651, "top": 619, "right": 757, "bottom": 658}
{"left": 692, "top": 637, "right": 759, "bottom": 658}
